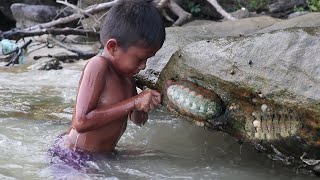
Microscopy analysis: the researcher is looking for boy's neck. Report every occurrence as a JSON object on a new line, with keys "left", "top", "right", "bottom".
{"left": 101, "top": 51, "right": 110, "bottom": 60}
{"left": 100, "top": 50, "right": 127, "bottom": 78}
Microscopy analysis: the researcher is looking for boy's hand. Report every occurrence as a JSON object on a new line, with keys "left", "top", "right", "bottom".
{"left": 134, "top": 88, "right": 161, "bottom": 112}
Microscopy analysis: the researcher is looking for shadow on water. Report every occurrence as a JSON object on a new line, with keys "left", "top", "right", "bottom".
{"left": 0, "top": 66, "right": 318, "bottom": 179}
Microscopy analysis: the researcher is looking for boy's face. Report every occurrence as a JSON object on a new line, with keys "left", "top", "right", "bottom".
{"left": 112, "top": 44, "right": 160, "bottom": 77}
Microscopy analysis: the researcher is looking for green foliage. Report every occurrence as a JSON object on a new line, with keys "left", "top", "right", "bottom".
{"left": 233, "top": 0, "right": 269, "bottom": 12}
{"left": 235, "top": 0, "right": 244, "bottom": 9}
{"left": 247, "top": 0, "right": 269, "bottom": 11}
{"left": 186, "top": 1, "right": 202, "bottom": 14}
{"left": 294, "top": 5, "right": 305, "bottom": 12}
{"left": 307, "top": 0, "right": 320, "bottom": 12}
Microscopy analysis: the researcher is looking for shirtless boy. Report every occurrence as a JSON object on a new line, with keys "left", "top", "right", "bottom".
{"left": 49, "top": 0, "right": 165, "bottom": 171}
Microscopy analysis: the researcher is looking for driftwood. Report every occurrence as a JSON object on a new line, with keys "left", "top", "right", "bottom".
{"left": 269, "top": 0, "right": 306, "bottom": 13}
{"left": 1, "top": 28, "right": 99, "bottom": 41}
{"left": 0, "top": 0, "right": 235, "bottom": 64}
{"left": 27, "top": 0, "right": 119, "bottom": 31}
{"left": 31, "top": 37, "right": 99, "bottom": 62}
{"left": 168, "top": 1, "right": 192, "bottom": 26}
{"left": 207, "top": 0, "right": 236, "bottom": 20}
{"left": 49, "top": 37, "right": 99, "bottom": 56}
{"left": 33, "top": 53, "right": 96, "bottom": 62}
{"left": 160, "top": 0, "right": 235, "bottom": 25}
{"left": 0, "top": 0, "right": 235, "bottom": 41}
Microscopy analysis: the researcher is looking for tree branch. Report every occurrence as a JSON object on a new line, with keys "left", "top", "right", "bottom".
{"left": 168, "top": 1, "right": 192, "bottom": 26}
{"left": 33, "top": 53, "right": 96, "bottom": 62}
{"left": 206, "top": 0, "right": 236, "bottom": 20}
{"left": 26, "top": 0, "right": 120, "bottom": 31}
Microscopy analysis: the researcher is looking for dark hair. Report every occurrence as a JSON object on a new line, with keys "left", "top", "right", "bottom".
{"left": 100, "top": 0, "right": 166, "bottom": 50}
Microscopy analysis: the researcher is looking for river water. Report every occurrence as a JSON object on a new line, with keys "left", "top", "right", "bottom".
{"left": 0, "top": 62, "right": 318, "bottom": 180}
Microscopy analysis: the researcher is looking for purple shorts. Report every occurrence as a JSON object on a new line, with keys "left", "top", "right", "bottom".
{"left": 48, "top": 134, "right": 100, "bottom": 173}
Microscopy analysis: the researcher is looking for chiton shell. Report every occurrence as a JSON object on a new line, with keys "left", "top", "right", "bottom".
{"left": 163, "top": 80, "right": 226, "bottom": 122}
{"left": 246, "top": 109, "right": 301, "bottom": 140}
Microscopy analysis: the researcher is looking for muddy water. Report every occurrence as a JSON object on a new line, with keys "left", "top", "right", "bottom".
{"left": 0, "top": 63, "right": 317, "bottom": 179}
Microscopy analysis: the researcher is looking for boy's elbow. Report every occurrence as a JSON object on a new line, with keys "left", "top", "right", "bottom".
{"left": 73, "top": 123, "right": 86, "bottom": 134}
{"left": 72, "top": 116, "right": 91, "bottom": 133}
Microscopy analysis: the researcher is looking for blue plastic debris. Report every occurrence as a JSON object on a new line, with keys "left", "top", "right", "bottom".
{"left": 0, "top": 39, "right": 25, "bottom": 64}
{"left": 0, "top": 39, "right": 18, "bottom": 54}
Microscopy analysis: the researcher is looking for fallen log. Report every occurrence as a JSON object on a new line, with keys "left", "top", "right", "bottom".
{"left": 269, "top": 0, "right": 306, "bottom": 13}
{"left": 1, "top": 28, "right": 99, "bottom": 41}
{"left": 206, "top": 0, "right": 236, "bottom": 20}
{"left": 0, "top": 0, "right": 236, "bottom": 41}
{"left": 27, "top": 0, "right": 119, "bottom": 31}
{"left": 33, "top": 53, "right": 96, "bottom": 62}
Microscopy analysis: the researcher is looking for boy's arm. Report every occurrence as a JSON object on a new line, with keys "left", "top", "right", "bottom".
{"left": 72, "top": 57, "right": 160, "bottom": 133}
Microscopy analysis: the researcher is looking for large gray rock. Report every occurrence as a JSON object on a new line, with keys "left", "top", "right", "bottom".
{"left": 136, "top": 13, "right": 320, "bottom": 165}
{"left": 0, "top": 0, "right": 58, "bottom": 20}
{"left": 169, "top": 27, "right": 320, "bottom": 109}
{"left": 257, "top": 12, "right": 320, "bottom": 33}
{"left": 139, "top": 16, "right": 280, "bottom": 86}
{"left": 11, "top": 3, "right": 75, "bottom": 28}
{"left": 139, "top": 13, "right": 320, "bottom": 87}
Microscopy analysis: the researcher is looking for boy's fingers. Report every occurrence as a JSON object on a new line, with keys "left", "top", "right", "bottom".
{"left": 150, "top": 90, "right": 161, "bottom": 96}
{"left": 154, "top": 96, "right": 161, "bottom": 104}
{"left": 156, "top": 95, "right": 161, "bottom": 104}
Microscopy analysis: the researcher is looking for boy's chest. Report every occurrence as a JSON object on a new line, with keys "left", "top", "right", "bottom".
{"left": 98, "top": 76, "right": 134, "bottom": 105}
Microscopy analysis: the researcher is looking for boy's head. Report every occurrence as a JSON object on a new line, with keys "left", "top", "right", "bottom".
{"left": 100, "top": 0, "right": 166, "bottom": 50}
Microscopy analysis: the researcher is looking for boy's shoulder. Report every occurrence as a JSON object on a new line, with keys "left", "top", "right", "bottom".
{"left": 90, "top": 55, "right": 109, "bottom": 64}
{"left": 84, "top": 55, "right": 110, "bottom": 74}
{"left": 88, "top": 55, "right": 110, "bottom": 66}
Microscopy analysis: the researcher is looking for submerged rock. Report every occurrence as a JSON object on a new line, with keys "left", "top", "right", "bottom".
{"left": 29, "top": 58, "right": 62, "bottom": 70}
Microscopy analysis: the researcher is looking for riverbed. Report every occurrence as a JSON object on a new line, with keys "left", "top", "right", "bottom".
{"left": 0, "top": 62, "right": 317, "bottom": 179}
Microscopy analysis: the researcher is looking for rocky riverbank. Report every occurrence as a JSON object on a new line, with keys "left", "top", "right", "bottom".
{"left": 0, "top": 1, "right": 320, "bottom": 176}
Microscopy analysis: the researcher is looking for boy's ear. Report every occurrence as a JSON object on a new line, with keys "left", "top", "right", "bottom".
{"left": 105, "top": 39, "right": 118, "bottom": 57}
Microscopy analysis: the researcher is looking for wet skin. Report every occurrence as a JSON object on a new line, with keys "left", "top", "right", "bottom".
{"left": 67, "top": 40, "right": 161, "bottom": 153}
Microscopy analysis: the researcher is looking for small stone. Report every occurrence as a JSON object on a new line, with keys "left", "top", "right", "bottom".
{"left": 253, "top": 119, "right": 261, "bottom": 134}
{"left": 313, "top": 164, "right": 320, "bottom": 176}
{"left": 195, "top": 121, "right": 204, "bottom": 127}
{"left": 248, "top": 60, "right": 253, "bottom": 67}
{"left": 253, "top": 119, "right": 261, "bottom": 128}
{"left": 258, "top": 93, "right": 264, "bottom": 98}
{"left": 261, "top": 104, "right": 268, "bottom": 112}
